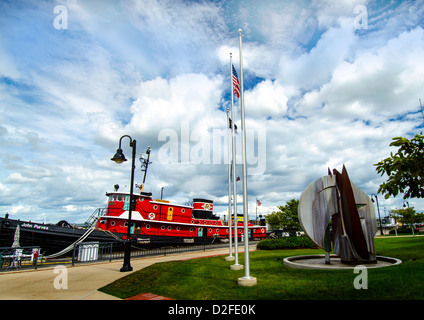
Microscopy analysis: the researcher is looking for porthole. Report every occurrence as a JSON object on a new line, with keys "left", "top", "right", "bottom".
{"left": 209, "top": 228, "right": 212, "bottom": 233}
{"left": 146, "top": 224, "right": 151, "bottom": 229}
{"left": 110, "top": 221, "right": 116, "bottom": 226}
{"left": 161, "top": 225, "right": 165, "bottom": 230}
{"left": 153, "top": 205, "right": 158, "bottom": 210}
{"left": 167, "top": 226, "right": 172, "bottom": 231}
{"left": 176, "top": 226, "right": 180, "bottom": 231}
{"left": 182, "top": 209, "right": 185, "bottom": 213}
{"left": 190, "top": 227, "right": 194, "bottom": 232}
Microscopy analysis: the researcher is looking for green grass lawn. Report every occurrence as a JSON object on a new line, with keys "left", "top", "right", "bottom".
{"left": 99, "top": 236, "right": 424, "bottom": 300}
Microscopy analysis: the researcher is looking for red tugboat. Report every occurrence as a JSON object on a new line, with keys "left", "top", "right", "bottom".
{"left": 0, "top": 191, "right": 267, "bottom": 256}
{"left": 0, "top": 148, "right": 266, "bottom": 255}
{"left": 95, "top": 193, "right": 267, "bottom": 244}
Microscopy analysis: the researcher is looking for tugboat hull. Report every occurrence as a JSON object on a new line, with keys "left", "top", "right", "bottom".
{"left": 0, "top": 217, "right": 231, "bottom": 255}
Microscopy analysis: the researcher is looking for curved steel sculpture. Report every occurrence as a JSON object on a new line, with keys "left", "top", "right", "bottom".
{"left": 298, "top": 166, "right": 377, "bottom": 264}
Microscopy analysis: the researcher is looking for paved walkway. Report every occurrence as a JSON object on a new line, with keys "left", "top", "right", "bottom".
{"left": 0, "top": 245, "right": 254, "bottom": 300}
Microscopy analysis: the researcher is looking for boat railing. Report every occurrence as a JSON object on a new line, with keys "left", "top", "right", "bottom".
{"left": 83, "top": 208, "right": 107, "bottom": 228}
{"left": 69, "top": 240, "right": 225, "bottom": 266}
{"left": 0, "top": 246, "right": 43, "bottom": 271}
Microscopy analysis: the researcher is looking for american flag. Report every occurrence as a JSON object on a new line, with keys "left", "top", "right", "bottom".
{"left": 232, "top": 64, "right": 240, "bottom": 98}
{"left": 257, "top": 199, "right": 262, "bottom": 206}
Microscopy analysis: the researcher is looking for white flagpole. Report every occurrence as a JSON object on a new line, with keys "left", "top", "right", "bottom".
{"left": 256, "top": 199, "right": 258, "bottom": 224}
{"left": 238, "top": 28, "right": 256, "bottom": 286}
{"left": 229, "top": 53, "right": 241, "bottom": 269}
{"left": 226, "top": 107, "right": 234, "bottom": 261}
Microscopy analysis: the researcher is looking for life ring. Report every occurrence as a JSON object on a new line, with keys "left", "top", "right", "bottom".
{"left": 57, "top": 220, "right": 71, "bottom": 228}
{"left": 261, "top": 228, "right": 265, "bottom": 233}
{"left": 148, "top": 212, "right": 155, "bottom": 220}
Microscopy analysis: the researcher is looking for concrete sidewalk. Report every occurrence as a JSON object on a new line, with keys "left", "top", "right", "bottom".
{"left": 0, "top": 245, "right": 254, "bottom": 300}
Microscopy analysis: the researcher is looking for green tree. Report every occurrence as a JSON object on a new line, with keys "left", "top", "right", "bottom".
{"left": 375, "top": 133, "right": 424, "bottom": 199}
{"left": 265, "top": 199, "right": 300, "bottom": 232}
{"left": 390, "top": 207, "right": 424, "bottom": 234}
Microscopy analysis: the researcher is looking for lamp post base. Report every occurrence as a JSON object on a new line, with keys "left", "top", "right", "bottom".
{"left": 120, "top": 264, "right": 133, "bottom": 272}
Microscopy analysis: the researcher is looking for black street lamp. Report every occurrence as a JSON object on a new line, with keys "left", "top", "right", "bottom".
{"left": 111, "top": 135, "right": 136, "bottom": 272}
{"left": 371, "top": 194, "right": 384, "bottom": 236}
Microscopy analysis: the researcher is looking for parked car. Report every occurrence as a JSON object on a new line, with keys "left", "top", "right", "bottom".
{"left": 266, "top": 230, "right": 290, "bottom": 238}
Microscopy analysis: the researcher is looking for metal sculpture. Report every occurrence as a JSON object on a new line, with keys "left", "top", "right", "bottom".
{"left": 298, "top": 166, "right": 377, "bottom": 264}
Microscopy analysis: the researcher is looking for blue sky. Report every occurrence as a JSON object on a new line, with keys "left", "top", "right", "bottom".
{"left": 1, "top": 0, "right": 424, "bottom": 223}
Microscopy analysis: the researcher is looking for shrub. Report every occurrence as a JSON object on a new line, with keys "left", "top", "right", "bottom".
{"left": 257, "top": 236, "right": 317, "bottom": 250}
{"left": 389, "top": 226, "right": 421, "bottom": 235}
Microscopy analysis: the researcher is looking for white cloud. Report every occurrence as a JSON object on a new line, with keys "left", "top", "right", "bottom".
{"left": 0, "top": 35, "right": 20, "bottom": 79}
{"left": 121, "top": 0, "right": 229, "bottom": 76}
{"left": 313, "top": 0, "right": 368, "bottom": 28}
{"left": 279, "top": 17, "right": 357, "bottom": 92}
{"left": 258, "top": 2, "right": 318, "bottom": 49}
{"left": 3, "top": 172, "right": 38, "bottom": 184}
{"left": 0, "top": 182, "right": 9, "bottom": 192}
{"left": 8, "top": 205, "right": 31, "bottom": 216}
{"left": 127, "top": 73, "right": 224, "bottom": 138}
{"left": 64, "top": 205, "right": 77, "bottom": 212}
{"left": 244, "top": 80, "right": 288, "bottom": 118}
{"left": 297, "top": 27, "right": 424, "bottom": 121}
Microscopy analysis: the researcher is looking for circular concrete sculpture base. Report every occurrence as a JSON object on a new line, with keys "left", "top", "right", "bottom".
{"left": 284, "top": 254, "right": 401, "bottom": 270}
{"left": 225, "top": 256, "right": 235, "bottom": 261}
{"left": 230, "top": 264, "right": 244, "bottom": 270}
{"left": 238, "top": 276, "right": 257, "bottom": 286}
